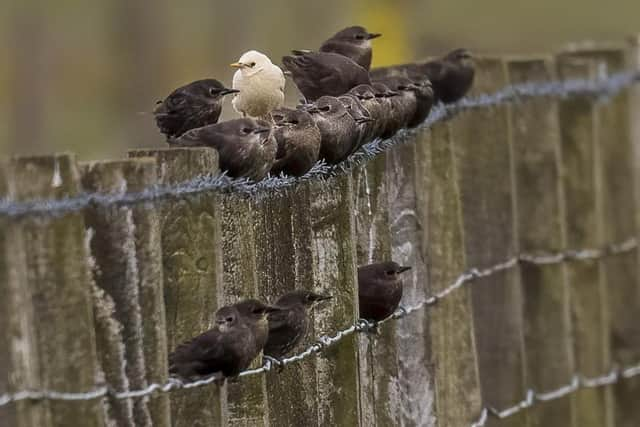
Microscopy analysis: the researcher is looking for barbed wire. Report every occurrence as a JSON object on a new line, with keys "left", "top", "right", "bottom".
{"left": 0, "top": 236, "right": 637, "bottom": 409}
{"left": 0, "top": 70, "right": 638, "bottom": 219}
{"left": 471, "top": 363, "right": 640, "bottom": 427}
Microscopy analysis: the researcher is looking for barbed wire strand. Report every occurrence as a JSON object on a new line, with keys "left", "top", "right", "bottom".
{"left": 0, "top": 70, "right": 638, "bottom": 219}
{"left": 0, "top": 236, "right": 637, "bottom": 410}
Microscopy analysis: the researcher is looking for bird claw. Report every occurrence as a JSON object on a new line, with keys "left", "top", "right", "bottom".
{"left": 263, "top": 355, "right": 285, "bottom": 372}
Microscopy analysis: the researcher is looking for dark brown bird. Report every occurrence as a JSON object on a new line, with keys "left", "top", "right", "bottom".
{"left": 270, "top": 108, "right": 321, "bottom": 177}
{"left": 371, "top": 48, "right": 475, "bottom": 104}
{"left": 358, "top": 262, "right": 411, "bottom": 322}
{"left": 371, "top": 82, "right": 403, "bottom": 139}
{"left": 347, "top": 84, "right": 388, "bottom": 141}
{"left": 319, "top": 26, "right": 381, "bottom": 70}
{"left": 153, "top": 79, "right": 238, "bottom": 139}
{"left": 282, "top": 50, "right": 371, "bottom": 102}
{"left": 373, "top": 76, "right": 435, "bottom": 128}
{"left": 303, "top": 96, "right": 361, "bottom": 164}
{"left": 170, "top": 118, "right": 277, "bottom": 181}
{"left": 337, "top": 95, "right": 375, "bottom": 148}
{"left": 264, "top": 290, "right": 332, "bottom": 359}
{"left": 168, "top": 299, "right": 281, "bottom": 380}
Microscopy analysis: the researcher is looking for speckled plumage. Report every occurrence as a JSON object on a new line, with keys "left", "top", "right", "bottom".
{"left": 270, "top": 108, "right": 321, "bottom": 177}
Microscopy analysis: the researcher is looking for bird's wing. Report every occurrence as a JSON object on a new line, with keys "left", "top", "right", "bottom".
{"left": 169, "top": 330, "right": 221, "bottom": 366}
{"left": 422, "top": 61, "right": 448, "bottom": 82}
{"left": 267, "top": 307, "right": 295, "bottom": 332}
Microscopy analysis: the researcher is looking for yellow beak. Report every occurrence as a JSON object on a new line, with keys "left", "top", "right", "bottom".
{"left": 230, "top": 62, "right": 245, "bottom": 68}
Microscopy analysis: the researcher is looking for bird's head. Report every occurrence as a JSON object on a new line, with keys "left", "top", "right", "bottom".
{"left": 231, "top": 50, "right": 273, "bottom": 76}
{"left": 275, "top": 290, "right": 333, "bottom": 309}
{"left": 446, "top": 48, "right": 474, "bottom": 68}
{"left": 215, "top": 306, "right": 239, "bottom": 333}
{"left": 271, "top": 108, "right": 314, "bottom": 128}
{"left": 331, "top": 26, "right": 382, "bottom": 45}
{"left": 192, "top": 79, "right": 239, "bottom": 102}
{"left": 306, "top": 96, "right": 348, "bottom": 119}
{"left": 372, "top": 82, "right": 398, "bottom": 98}
{"left": 235, "top": 299, "right": 283, "bottom": 322}
{"left": 338, "top": 96, "right": 374, "bottom": 125}
{"left": 375, "top": 261, "right": 412, "bottom": 281}
{"left": 349, "top": 84, "right": 376, "bottom": 101}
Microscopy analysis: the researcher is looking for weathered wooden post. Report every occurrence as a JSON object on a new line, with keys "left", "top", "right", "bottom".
{"left": 80, "top": 158, "right": 170, "bottom": 427}
{"left": 566, "top": 46, "right": 640, "bottom": 427}
{"left": 556, "top": 54, "right": 612, "bottom": 427}
{"left": 309, "top": 175, "right": 361, "bottom": 427}
{"left": 353, "top": 156, "right": 401, "bottom": 427}
{"left": 425, "top": 121, "right": 482, "bottom": 426}
{"left": 7, "top": 154, "right": 103, "bottom": 427}
{"left": 448, "top": 57, "right": 528, "bottom": 427}
{"left": 386, "top": 130, "right": 435, "bottom": 427}
{"left": 129, "top": 148, "right": 224, "bottom": 427}
{"left": 0, "top": 163, "right": 43, "bottom": 427}
{"left": 630, "top": 35, "right": 640, "bottom": 219}
{"left": 253, "top": 186, "right": 321, "bottom": 427}
{"left": 218, "top": 193, "right": 268, "bottom": 427}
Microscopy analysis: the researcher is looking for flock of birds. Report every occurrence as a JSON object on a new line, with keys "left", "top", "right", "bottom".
{"left": 165, "top": 26, "right": 475, "bottom": 381}
{"left": 153, "top": 26, "right": 476, "bottom": 181}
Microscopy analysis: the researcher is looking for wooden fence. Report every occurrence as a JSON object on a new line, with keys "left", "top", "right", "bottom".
{"left": 1, "top": 41, "right": 640, "bottom": 427}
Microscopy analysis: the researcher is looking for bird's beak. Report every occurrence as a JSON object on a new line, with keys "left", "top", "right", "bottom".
{"left": 305, "top": 106, "right": 320, "bottom": 114}
{"left": 367, "top": 33, "right": 382, "bottom": 40}
{"left": 315, "top": 294, "right": 333, "bottom": 302}
{"left": 254, "top": 127, "right": 271, "bottom": 135}
{"left": 220, "top": 88, "right": 240, "bottom": 96}
{"left": 398, "top": 266, "right": 412, "bottom": 274}
{"left": 356, "top": 117, "right": 375, "bottom": 124}
{"left": 264, "top": 305, "right": 283, "bottom": 314}
{"left": 230, "top": 62, "right": 246, "bottom": 68}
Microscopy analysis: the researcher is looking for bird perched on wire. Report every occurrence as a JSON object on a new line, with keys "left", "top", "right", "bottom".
{"left": 264, "top": 290, "right": 332, "bottom": 360}
{"left": 319, "top": 26, "right": 382, "bottom": 70}
{"left": 169, "top": 118, "right": 276, "bottom": 181}
{"left": 282, "top": 50, "right": 370, "bottom": 102}
{"left": 231, "top": 50, "right": 285, "bottom": 119}
{"left": 358, "top": 262, "right": 411, "bottom": 322}
{"left": 302, "top": 96, "right": 361, "bottom": 164}
{"left": 169, "top": 299, "right": 281, "bottom": 380}
{"left": 337, "top": 95, "right": 375, "bottom": 148}
{"left": 373, "top": 76, "right": 435, "bottom": 129}
{"left": 270, "top": 108, "right": 322, "bottom": 177}
{"left": 152, "top": 79, "right": 238, "bottom": 139}
{"left": 371, "top": 48, "right": 475, "bottom": 104}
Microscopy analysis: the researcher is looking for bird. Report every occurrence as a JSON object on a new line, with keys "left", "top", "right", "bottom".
{"left": 152, "top": 79, "right": 239, "bottom": 139}
{"left": 370, "top": 82, "right": 403, "bottom": 139}
{"left": 264, "top": 290, "right": 332, "bottom": 359}
{"left": 270, "top": 107, "right": 322, "bottom": 177}
{"left": 347, "top": 84, "right": 388, "bottom": 141}
{"left": 231, "top": 50, "right": 285, "bottom": 118}
{"left": 302, "top": 96, "right": 361, "bottom": 164}
{"left": 373, "top": 76, "right": 435, "bottom": 128}
{"left": 337, "top": 95, "right": 375, "bottom": 148}
{"left": 319, "top": 26, "right": 381, "bottom": 70}
{"left": 169, "top": 118, "right": 277, "bottom": 181}
{"left": 358, "top": 262, "right": 411, "bottom": 322}
{"left": 370, "top": 48, "right": 475, "bottom": 104}
{"left": 168, "top": 299, "right": 281, "bottom": 380}
{"left": 282, "top": 50, "right": 370, "bottom": 102}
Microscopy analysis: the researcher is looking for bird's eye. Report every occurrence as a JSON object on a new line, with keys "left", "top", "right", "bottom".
{"left": 241, "top": 127, "right": 252, "bottom": 134}
{"left": 252, "top": 307, "right": 263, "bottom": 314}
{"left": 385, "top": 270, "right": 395, "bottom": 276}
{"left": 209, "top": 88, "right": 218, "bottom": 96}
{"left": 355, "top": 34, "right": 366, "bottom": 40}
{"left": 289, "top": 119, "right": 299, "bottom": 125}
{"left": 320, "top": 105, "right": 331, "bottom": 112}
{"left": 250, "top": 62, "right": 256, "bottom": 67}
{"left": 226, "top": 316, "right": 234, "bottom": 322}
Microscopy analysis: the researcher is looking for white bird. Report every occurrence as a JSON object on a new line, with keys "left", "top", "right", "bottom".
{"left": 231, "top": 50, "right": 285, "bottom": 119}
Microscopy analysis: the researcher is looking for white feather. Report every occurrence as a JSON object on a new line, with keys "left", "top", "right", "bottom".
{"left": 231, "top": 50, "right": 285, "bottom": 118}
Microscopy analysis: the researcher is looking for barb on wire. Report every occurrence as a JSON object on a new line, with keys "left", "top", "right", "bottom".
{"left": 0, "top": 70, "right": 638, "bottom": 219}
{"left": 471, "top": 363, "right": 640, "bottom": 427}
{"left": 0, "top": 237, "right": 637, "bottom": 407}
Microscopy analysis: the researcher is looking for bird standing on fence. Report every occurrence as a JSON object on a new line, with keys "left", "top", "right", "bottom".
{"left": 371, "top": 48, "right": 475, "bottom": 104}
{"left": 371, "top": 82, "right": 403, "bottom": 139}
{"left": 347, "top": 84, "right": 388, "bottom": 141}
{"left": 282, "top": 50, "right": 370, "bottom": 102}
{"left": 302, "top": 96, "right": 362, "bottom": 163}
{"left": 169, "top": 299, "right": 282, "bottom": 380}
{"left": 358, "top": 262, "right": 411, "bottom": 322}
{"left": 153, "top": 79, "right": 238, "bottom": 139}
{"left": 337, "top": 95, "right": 375, "bottom": 147}
{"left": 169, "top": 118, "right": 277, "bottom": 181}
{"left": 270, "top": 108, "right": 322, "bottom": 177}
{"left": 319, "top": 26, "right": 382, "bottom": 70}
{"left": 231, "top": 50, "right": 285, "bottom": 119}
{"left": 373, "top": 76, "right": 435, "bottom": 128}
{"left": 264, "top": 290, "right": 332, "bottom": 360}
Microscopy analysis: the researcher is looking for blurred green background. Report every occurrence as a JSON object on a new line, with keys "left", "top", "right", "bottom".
{"left": 1, "top": 0, "right": 638, "bottom": 159}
